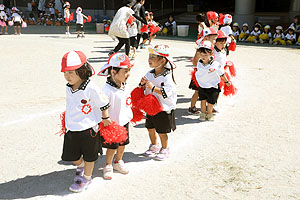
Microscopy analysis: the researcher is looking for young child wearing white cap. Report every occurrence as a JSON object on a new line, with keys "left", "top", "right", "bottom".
{"left": 259, "top": 25, "right": 272, "bottom": 44}
{"left": 272, "top": 26, "right": 286, "bottom": 45}
{"left": 238, "top": 23, "right": 250, "bottom": 42}
{"left": 0, "top": 4, "right": 8, "bottom": 35}
{"left": 11, "top": 7, "right": 23, "bottom": 35}
{"left": 139, "top": 45, "right": 177, "bottom": 161}
{"left": 192, "top": 41, "right": 231, "bottom": 121}
{"left": 97, "top": 53, "right": 134, "bottom": 180}
{"left": 232, "top": 23, "right": 240, "bottom": 41}
{"left": 60, "top": 50, "right": 111, "bottom": 192}
{"left": 63, "top": 2, "right": 71, "bottom": 35}
{"left": 75, "top": 7, "right": 89, "bottom": 38}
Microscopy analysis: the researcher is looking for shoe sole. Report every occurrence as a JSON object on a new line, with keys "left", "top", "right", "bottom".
{"left": 187, "top": 110, "right": 199, "bottom": 115}
{"left": 113, "top": 169, "right": 129, "bottom": 174}
{"left": 69, "top": 181, "right": 91, "bottom": 193}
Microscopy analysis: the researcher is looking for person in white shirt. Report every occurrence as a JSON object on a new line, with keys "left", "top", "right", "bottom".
{"left": 196, "top": 13, "right": 207, "bottom": 39}
{"left": 60, "top": 50, "right": 111, "bottom": 192}
{"left": 192, "top": 41, "right": 231, "bottom": 121}
{"left": 232, "top": 23, "right": 240, "bottom": 40}
{"left": 63, "top": 1, "right": 71, "bottom": 35}
{"left": 97, "top": 53, "right": 134, "bottom": 180}
{"left": 139, "top": 45, "right": 177, "bottom": 161}
{"left": 75, "top": 7, "right": 88, "bottom": 38}
{"left": 285, "top": 26, "right": 296, "bottom": 45}
{"left": 272, "top": 25, "right": 286, "bottom": 45}
{"left": 259, "top": 25, "right": 273, "bottom": 44}
{"left": 246, "top": 23, "right": 262, "bottom": 43}
{"left": 11, "top": 7, "right": 23, "bottom": 35}
{"left": 0, "top": 4, "right": 8, "bottom": 34}
{"left": 238, "top": 23, "right": 250, "bottom": 42}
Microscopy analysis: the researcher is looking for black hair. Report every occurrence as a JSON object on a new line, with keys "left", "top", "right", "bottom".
{"left": 107, "top": 67, "right": 121, "bottom": 77}
{"left": 156, "top": 55, "right": 176, "bottom": 84}
{"left": 216, "top": 37, "right": 227, "bottom": 43}
{"left": 29, "top": 13, "right": 34, "bottom": 18}
{"left": 197, "top": 47, "right": 213, "bottom": 54}
{"left": 75, "top": 63, "right": 93, "bottom": 80}
{"left": 196, "top": 13, "right": 206, "bottom": 23}
{"left": 168, "top": 15, "right": 175, "bottom": 23}
{"left": 136, "top": 0, "right": 145, "bottom": 2}
{"left": 124, "top": 0, "right": 136, "bottom": 7}
{"left": 294, "top": 15, "right": 300, "bottom": 25}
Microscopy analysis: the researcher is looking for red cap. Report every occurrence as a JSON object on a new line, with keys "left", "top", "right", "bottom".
{"left": 61, "top": 50, "right": 88, "bottom": 72}
{"left": 198, "top": 41, "right": 214, "bottom": 51}
{"left": 217, "top": 30, "right": 228, "bottom": 39}
{"left": 98, "top": 53, "right": 133, "bottom": 76}
{"left": 207, "top": 11, "right": 218, "bottom": 20}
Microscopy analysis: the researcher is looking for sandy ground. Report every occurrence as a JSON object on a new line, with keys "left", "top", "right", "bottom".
{"left": 0, "top": 33, "right": 300, "bottom": 200}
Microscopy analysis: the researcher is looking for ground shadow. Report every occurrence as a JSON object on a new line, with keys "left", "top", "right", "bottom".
{"left": 0, "top": 152, "right": 152, "bottom": 199}
{"left": 40, "top": 35, "right": 78, "bottom": 39}
{"left": 88, "top": 57, "right": 108, "bottom": 63}
{"left": 173, "top": 56, "right": 193, "bottom": 62}
{"left": 94, "top": 40, "right": 115, "bottom": 43}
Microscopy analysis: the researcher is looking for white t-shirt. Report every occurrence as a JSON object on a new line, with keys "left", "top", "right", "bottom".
{"left": 49, "top": 7, "right": 55, "bottom": 15}
{"left": 76, "top": 13, "right": 83, "bottom": 24}
{"left": 101, "top": 80, "right": 133, "bottom": 126}
{"left": 241, "top": 30, "right": 249, "bottom": 34}
{"left": 144, "top": 69, "right": 177, "bottom": 111}
{"left": 232, "top": 31, "right": 239, "bottom": 37}
{"left": 65, "top": 80, "right": 110, "bottom": 131}
{"left": 273, "top": 33, "right": 284, "bottom": 39}
{"left": 0, "top": 11, "right": 7, "bottom": 21}
{"left": 128, "top": 21, "right": 137, "bottom": 37}
{"left": 250, "top": 30, "right": 261, "bottom": 36}
{"left": 64, "top": 8, "right": 70, "bottom": 19}
{"left": 109, "top": 6, "right": 134, "bottom": 38}
{"left": 221, "top": 25, "right": 233, "bottom": 43}
{"left": 214, "top": 48, "right": 227, "bottom": 68}
{"left": 12, "top": 12, "right": 21, "bottom": 22}
{"left": 198, "top": 22, "right": 206, "bottom": 35}
{"left": 195, "top": 60, "right": 224, "bottom": 89}
{"left": 285, "top": 33, "right": 296, "bottom": 40}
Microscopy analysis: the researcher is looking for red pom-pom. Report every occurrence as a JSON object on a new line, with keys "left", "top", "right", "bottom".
{"left": 190, "top": 69, "right": 199, "bottom": 88}
{"left": 131, "top": 87, "right": 145, "bottom": 107}
{"left": 228, "top": 41, "right": 236, "bottom": 51}
{"left": 99, "top": 121, "right": 128, "bottom": 144}
{"left": 131, "top": 106, "right": 144, "bottom": 124}
{"left": 140, "top": 24, "right": 148, "bottom": 32}
{"left": 150, "top": 26, "right": 160, "bottom": 36}
{"left": 207, "top": 11, "right": 218, "bottom": 21}
{"left": 83, "top": 19, "right": 86, "bottom": 23}
{"left": 127, "top": 15, "right": 134, "bottom": 25}
{"left": 223, "top": 84, "right": 237, "bottom": 96}
{"left": 218, "top": 13, "right": 225, "bottom": 25}
{"left": 64, "top": 17, "right": 69, "bottom": 23}
{"left": 56, "top": 111, "right": 66, "bottom": 136}
{"left": 137, "top": 94, "right": 162, "bottom": 116}
{"left": 87, "top": 16, "right": 91, "bottom": 22}
{"left": 219, "top": 78, "right": 225, "bottom": 90}
{"left": 69, "top": 13, "right": 74, "bottom": 21}
{"left": 226, "top": 61, "right": 236, "bottom": 77}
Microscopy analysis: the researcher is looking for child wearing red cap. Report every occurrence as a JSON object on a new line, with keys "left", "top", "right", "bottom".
{"left": 63, "top": 2, "right": 71, "bottom": 35}
{"left": 97, "top": 53, "right": 133, "bottom": 179}
{"left": 76, "top": 7, "right": 89, "bottom": 38}
{"left": 192, "top": 41, "right": 231, "bottom": 121}
{"left": 139, "top": 45, "right": 177, "bottom": 161}
{"left": 206, "top": 11, "right": 219, "bottom": 31}
{"left": 60, "top": 50, "right": 111, "bottom": 192}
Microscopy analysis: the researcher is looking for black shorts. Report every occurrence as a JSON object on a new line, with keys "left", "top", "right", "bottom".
{"left": 145, "top": 110, "right": 176, "bottom": 134}
{"left": 61, "top": 128, "right": 100, "bottom": 162}
{"left": 65, "top": 21, "right": 70, "bottom": 26}
{"left": 76, "top": 23, "right": 84, "bottom": 31}
{"left": 198, "top": 86, "right": 220, "bottom": 104}
{"left": 188, "top": 79, "right": 199, "bottom": 90}
{"left": 101, "top": 123, "right": 130, "bottom": 149}
{"left": 142, "top": 32, "right": 149, "bottom": 40}
{"left": 130, "top": 36, "right": 138, "bottom": 48}
{"left": 14, "top": 21, "right": 21, "bottom": 26}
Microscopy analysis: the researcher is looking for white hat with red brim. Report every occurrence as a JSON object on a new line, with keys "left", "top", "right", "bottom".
{"left": 197, "top": 41, "right": 214, "bottom": 51}
{"left": 148, "top": 45, "right": 176, "bottom": 69}
{"left": 0, "top": 4, "right": 5, "bottom": 10}
{"left": 97, "top": 53, "right": 133, "bottom": 76}
{"left": 76, "top": 7, "right": 82, "bottom": 14}
{"left": 61, "top": 50, "right": 94, "bottom": 74}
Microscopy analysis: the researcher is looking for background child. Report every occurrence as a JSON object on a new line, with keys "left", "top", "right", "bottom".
{"left": 76, "top": 7, "right": 88, "bottom": 38}
{"left": 0, "top": 4, "right": 8, "bottom": 35}
{"left": 60, "top": 50, "right": 111, "bottom": 192}
{"left": 238, "top": 23, "right": 249, "bottom": 41}
{"left": 28, "top": 13, "right": 36, "bottom": 25}
{"left": 193, "top": 41, "right": 231, "bottom": 121}
{"left": 259, "top": 25, "right": 272, "bottom": 44}
{"left": 246, "top": 23, "right": 262, "bottom": 43}
{"left": 206, "top": 11, "right": 219, "bottom": 31}
{"left": 232, "top": 23, "right": 240, "bottom": 40}
{"left": 273, "top": 26, "right": 286, "bottom": 45}
{"left": 63, "top": 1, "right": 71, "bottom": 35}
{"left": 97, "top": 53, "right": 134, "bottom": 180}
{"left": 196, "top": 13, "right": 207, "bottom": 39}
{"left": 139, "top": 11, "right": 150, "bottom": 49}
{"left": 285, "top": 26, "right": 296, "bottom": 45}
{"left": 148, "top": 12, "right": 160, "bottom": 45}
{"left": 11, "top": 7, "right": 23, "bottom": 35}
{"left": 162, "top": 15, "right": 176, "bottom": 36}
{"left": 140, "top": 45, "right": 177, "bottom": 161}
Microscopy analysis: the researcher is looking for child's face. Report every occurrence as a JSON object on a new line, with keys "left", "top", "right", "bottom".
{"left": 199, "top": 51, "right": 213, "bottom": 64}
{"left": 64, "top": 70, "right": 82, "bottom": 86}
{"left": 215, "top": 39, "right": 226, "bottom": 50}
{"left": 169, "top": 16, "right": 173, "bottom": 21}
{"left": 148, "top": 54, "right": 166, "bottom": 68}
{"left": 113, "top": 68, "right": 131, "bottom": 83}
{"left": 264, "top": 28, "right": 268, "bottom": 32}
{"left": 233, "top": 26, "right": 238, "bottom": 31}
{"left": 242, "top": 26, "right": 248, "bottom": 31}
{"left": 205, "top": 35, "right": 217, "bottom": 45}
{"left": 288, "top": 30, "right": 294, "bottom": 34}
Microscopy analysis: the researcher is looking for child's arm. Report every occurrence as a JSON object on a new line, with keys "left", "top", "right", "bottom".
{"left": 220, "top": 74, "right": 231, "bottom": 86}
{"left": 145, "top": 80, "right": 163, "bottom": 95}
{"left": 101, "top": 108, "right": 111, "bottom": 127}
{"left": 82, "top": 13, "right": 88, "bottom": 20}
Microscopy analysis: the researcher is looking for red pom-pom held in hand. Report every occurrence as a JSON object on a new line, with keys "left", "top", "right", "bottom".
{"left": 226, "top": 61, "right": 236, "bottom": 77}
{"left": 140, "top": 24, "right": 148, "bottom": 32}
{"left": 87, "top": 16, "right": 92, "bottom": 22}
{"left": 131, "top": 87, "right": 145, "bottom": 106}
{"left": 228, "top": 41, "right": 236, "bottom": 51}
{"left": 99, "top": 121, "right": 128, "bottom": 144}
{"left": 223, "top": 84, "right": 237, "bottom": 96}
{"left": 190, "top": 69, "right": 200, "bottom": 88}
{"left": 56, "top": 111, "right": 66, "bottom": 136}
{"left": 127, "top": 15, "right": 134, "bottom": 25}
{"left": 137, "top": 94, "right": 163, "bottom": 116}
{"left": 131, "top": 106, "right": 144, "bottom": 124}
{"left": 64, "top": 17, "right": 69, "bottom": 23}
{"left": 69, "top": 13, "right": 74, "bottom": 21}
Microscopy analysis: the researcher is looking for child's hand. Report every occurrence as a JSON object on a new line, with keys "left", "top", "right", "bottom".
{"left": 226, "top": 81, "right": 231, "bottom": 87}
{"left": 102, "top": 118, "right": 112, "bottom": 127}
{"left": 140, "top": 76, "right": 147, "bottom": 86}
{"left": 145, "top": 80, "right": 154, "bottom": 90}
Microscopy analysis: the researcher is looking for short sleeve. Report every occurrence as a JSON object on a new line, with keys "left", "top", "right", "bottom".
{"left": 161, "top": 75, "right": 176, "bottom": 99}
{"left": 216, "top": 63, "right": 225, "bottom": 76}
{"left": 90, "top": 86, "right": 110, "bottom": 111}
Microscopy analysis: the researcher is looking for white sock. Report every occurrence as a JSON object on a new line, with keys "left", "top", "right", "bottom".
{"left": 78, "top": 161, "right": 85, "bottom": 168}
{"left": 83, "top": 174, "right": 91, "bottom": 180}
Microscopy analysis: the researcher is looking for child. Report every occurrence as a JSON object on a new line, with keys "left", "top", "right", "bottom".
{"left": 60, "top": 50, "right": 111, "bottom": 192}
{"left": 196, "top": 13, "right": 207, "bottom": 39}
{"left": 206, "top": 11, "right": 219, "bottom": 31}
{"left": 49, "top": 2, "right": 55, "bottom": 19}
{"left": 246, "top": 23, "right": 262, "bottom": 43}
{"left": 140, "top": 11, "right": 150, "bottom": 49}
{"left": 64, "top": 1, "right": 71, "bottom": 35}
{"left": 259, "top": 25, "right": 272, "bottom": 44}
{"left": 219, "top": 14, "right": 233, "bottom": 37}
{"left": 140, "top": 45, "right": 177, "bottom": 160}
{"left": 128, "top": 20, "right": 138, "bottom": 58}
{"left": 28, "top": 13, "right": 36, "bottom": 25}
{"left": 148, "top": 12, "right": 160, "bottom": 45}
{"left": 162, "top": 15, "right": 176, "bottom": 36}
{"left": 193, "top": 41, "right": 231, "bottom": 121}
{"left": 285, "top": 26, "right": 296, "bottom": 45}
{"left": 11, "top": 7, "right": 23, "bottom": 35}
{"left": 0, "top": 4, "right": 8, "bottom": 35}
{"left": 56, "top": 12, "right": 63, "bottom": 26}
{"left": 238, "top": 23, "right": 250, "bottom": 41}
{"left": 232, "top": 23, "right": 240, "bottom": 40}
{"left": 97, "top": 53, "right": 133, "bottom": 180}
{"left": 272, "top": 26, "right": 286, "bottom": 45}
{"left": 76, "top": 7, "right": 88, "bottom": 38}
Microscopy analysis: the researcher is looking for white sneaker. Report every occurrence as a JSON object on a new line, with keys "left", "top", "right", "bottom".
{"left": 143, "top": 144, "right": 161, "bottom": 157}
{"left": 103, "top": 165, "right": 113, "bottom": 180}
{"left": 113, "top": 160, "right": 129, "bottom": 174}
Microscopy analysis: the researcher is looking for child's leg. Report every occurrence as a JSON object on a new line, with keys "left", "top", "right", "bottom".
{"left": 190, "top": 91, "right": 199, "bottom": 108}
{"left": 83, "top": 161, "right": 94, "bottom": 178}
{"left": 105, "top": 149, "right": 116, "bottom": 165}
{"left": 115, "top": 145, "right": 125, "bottom": 162}
{"left": 0, "top": 26, "right": 3, "bottom": 33}
{"left": 5, "top": 26, "right": 8, "bottom": 33}
{"left": 18, "top": 26, "right": 21, "bottom": 34}
{"left": 66, "top": 25, "right": 69, "bottom": 33}
{"left": 158, "top": 133, "right": 168, "bottom": 149}
{"left": 148, "top": 128, "right": 158, "bottom": 145}
{"left": 77, "top": 30, "right": 80, "bottom": 36}
{"left": 14, "top": 26, "right": 17, "bottom": 34}
{"left": 207, "top": 103, "right": 214, "bottom": 114}
{"left": 154, "top": 133, "right": 170, "bottom": 160}
{"left": 200, "top": 100, "right": 207, "bottom": 114}
{"left": 82, "top": 31, "right": 85, "bottom": 37}
{"left": 113, "top": 145, "right": 129, "bottom": 174}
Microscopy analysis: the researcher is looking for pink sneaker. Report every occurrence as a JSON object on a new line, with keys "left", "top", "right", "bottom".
{"left": 154, "top": 148, "right": 170, "bottom": 161}
{"left": 143, "top": 144, "right": 161, "bottom": 157}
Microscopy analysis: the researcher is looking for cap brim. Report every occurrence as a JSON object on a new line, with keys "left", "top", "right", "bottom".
{"left": 97, "top": 63, "right": 111, "bottom": 76}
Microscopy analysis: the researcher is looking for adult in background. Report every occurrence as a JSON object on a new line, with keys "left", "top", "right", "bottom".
{"left": 108, "top": 0, "right": 147, "bottom": 56}
{"left": 133, "top": 0, "right": 147, "bottom": 48}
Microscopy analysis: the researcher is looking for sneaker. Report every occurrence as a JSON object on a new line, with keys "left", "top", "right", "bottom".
{"left": 132, "top": 53, "right": 137, "bottom": 58}
{"left": 77, "top": 34, "right": 80, "bottom": 38}
{"left": 259, "top": 39, "right": 264, "bottom": 44}
{"left": 69, "top": 176, "right": 91, "bottom": 193}
{"left": 5, "top": 32, "right": 8, "bottom": 35}
{"left": 143, "top": 144, "right": 161, "bottom": 157}
{"left": 154, "top": 148, "right": 170, "bottom": 161}
{"left": 206, "top": 113, "right": 214, "bottom": 121}
{"left": 82, "top": 35, "right": 85, "bottom": 38}
{"left": 103, "top": 165, "right": 113, "bottom": 180}
{"left": 199, "top": 113, "right": 206, "bottom": 122}
{"left": 188, "top": 106, "right": 199, "bottom": 115}
{"left": 140, "top": 44, "right": 146, "bottom": 49}
{"left": 75, "top": 167, "right": 84, "bottom": 177}
{"left": 108, "top": 50, "right": 115, "bottom": 57}
{"left": 113, "top": 160, "right": 129, "bottom": 174}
